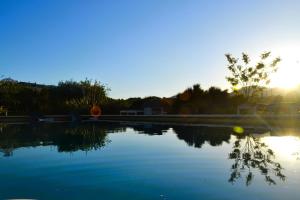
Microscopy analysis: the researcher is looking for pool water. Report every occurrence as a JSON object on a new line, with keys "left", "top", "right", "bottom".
{"left": 0, "top": 122, "right": 299, "bottom": 199}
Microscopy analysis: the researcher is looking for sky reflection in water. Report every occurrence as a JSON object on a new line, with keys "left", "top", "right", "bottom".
{"left": 0, "top": 122, "right": 299, "bottom": 200}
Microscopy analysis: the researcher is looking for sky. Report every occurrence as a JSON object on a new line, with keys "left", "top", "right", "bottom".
{"left": 0, "top": 0, "right": 300, "bottom": 98}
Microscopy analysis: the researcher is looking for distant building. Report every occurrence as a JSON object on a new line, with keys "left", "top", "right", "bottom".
{"left": 120, "top": 107, "right": 165, "bottom": 115}
{"left": 266, "top": 102, "right": 300, "bottom": 114}
{"left": 237, "top": 103, "right": 264, "bottom": 115}
{"left": 231, "top": 87, "right": 289, "bottom": 98}
{"left": 120, "top": 110, "right": 144, "bottom": 115}
{"left": 143, "top": 107, "right": 165, "bottom": 115}
{"left": 119, "top": 97, "right": 166, "bottom": 115}
{"left": 143, "top": 99, "right": 165, "bottom": 115}
{"left": 237, "top": 102, "right": 300, "bottom": 115}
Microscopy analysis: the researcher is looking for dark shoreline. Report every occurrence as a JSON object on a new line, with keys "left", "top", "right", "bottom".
{"left": 1, "top": 114, "right": 300, "bottom": 128}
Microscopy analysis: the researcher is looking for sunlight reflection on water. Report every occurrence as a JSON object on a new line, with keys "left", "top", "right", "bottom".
{"left": 262, "top": 136, "right": 300, "bottom": 161}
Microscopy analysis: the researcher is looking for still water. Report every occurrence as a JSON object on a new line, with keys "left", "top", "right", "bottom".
{"left": 0, "top": 122, "right": 299, "bottom": 199}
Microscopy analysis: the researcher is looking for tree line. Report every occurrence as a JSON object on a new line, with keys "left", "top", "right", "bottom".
{"left": 0, "top": 78, "right": 108, "bottom": 115}
{"left": 1, "top": 77, "right": 299, "bottom": 115}
{"left": 0, "top": 77, "right": 247, "bottom": 115}
{"left": 1, "top": 51, "right": 299, "bottom": 115}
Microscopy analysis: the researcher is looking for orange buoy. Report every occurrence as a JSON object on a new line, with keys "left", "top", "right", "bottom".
{"left": 90, "top": 105, "right": 101, "bottom": 117}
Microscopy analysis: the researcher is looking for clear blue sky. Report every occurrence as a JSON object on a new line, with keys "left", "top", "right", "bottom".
{"left": 1, "top": 0, "right": 299, "bottom": 98}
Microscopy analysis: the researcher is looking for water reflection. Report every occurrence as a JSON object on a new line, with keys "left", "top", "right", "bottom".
{"left": 0, "top": 122, "right": 124, "bottom": 155}
{"left": 0, "top": 121, "right": 299, "bottom": 187}
{"left": 0, "top": 122, "right": 230, "bottom": 155}
{"left": 173, "top": 126, "right": 232, "bottom": 148}
{"left": 1, "top": 122, "right": 299, "bottom": 155}
{"left": 228, "top": 135, "right": 286, "bottom": 186}
{"left": 262, "top": 136, "right": 300, "bottom": 161}
{"left": 128, "top": 123, "right": 170, "bottom": 135}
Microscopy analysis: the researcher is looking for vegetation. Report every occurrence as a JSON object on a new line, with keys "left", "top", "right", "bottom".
{"left": 0, "top": 78, "right": 247, "bottom": 115}
{"left": 61, "top": 79, "right": 109, "bottom": 112}
{"left": 0, "top": 78, "right": 108, "bottom": 115}
{"left": 1, "top": 51, "right": 296, "bottom": 115}
{"left": 226, "top": 52, "right": 281, "bottom": 100}
{"left": 170, "top": 84, "right": 245, "bottom": 114}
{"left": 1, "top": 77, "right": 299, "bottom": 115}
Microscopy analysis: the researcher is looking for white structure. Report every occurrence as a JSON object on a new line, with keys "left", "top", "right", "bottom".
{"left": 120, "top": 110, "right": 143, "bottom": 115}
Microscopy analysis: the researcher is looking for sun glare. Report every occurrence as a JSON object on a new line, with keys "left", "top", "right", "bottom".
{"left": 262, "top": 136, "right": 300, "bottom": 160}
{"left": 270, "top": 45, "right": 300, "bottom": 89}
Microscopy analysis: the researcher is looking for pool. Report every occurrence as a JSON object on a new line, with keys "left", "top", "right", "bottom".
{"left": 0, "top": 122, "right": 299, "bottom": 199}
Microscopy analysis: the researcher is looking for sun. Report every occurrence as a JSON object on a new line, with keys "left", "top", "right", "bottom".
{"left": 270, "top": 45, "right": 300, "bottom": 89}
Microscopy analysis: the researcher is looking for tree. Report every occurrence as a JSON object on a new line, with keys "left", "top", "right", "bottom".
{"left": 225, "top": 52, "right": 281, "bottom": 100}
{"left": 64, "top": 79, "right": 109, "bottom": 112}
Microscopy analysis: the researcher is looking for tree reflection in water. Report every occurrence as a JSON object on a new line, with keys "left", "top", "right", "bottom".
{"left": 55, "top": 124, "right": 111, "bottom": 152}
{"left": 173, "top": 125, "right": 231, "bottom": 148}
{"left": 0, "top": 121, "right": 295, "bottom": 187}
{"left": 228, "top": 134, "right": 286, "bottom": 186}
{"left": 0, "top": 122, "right": 125, "bottom": 155}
